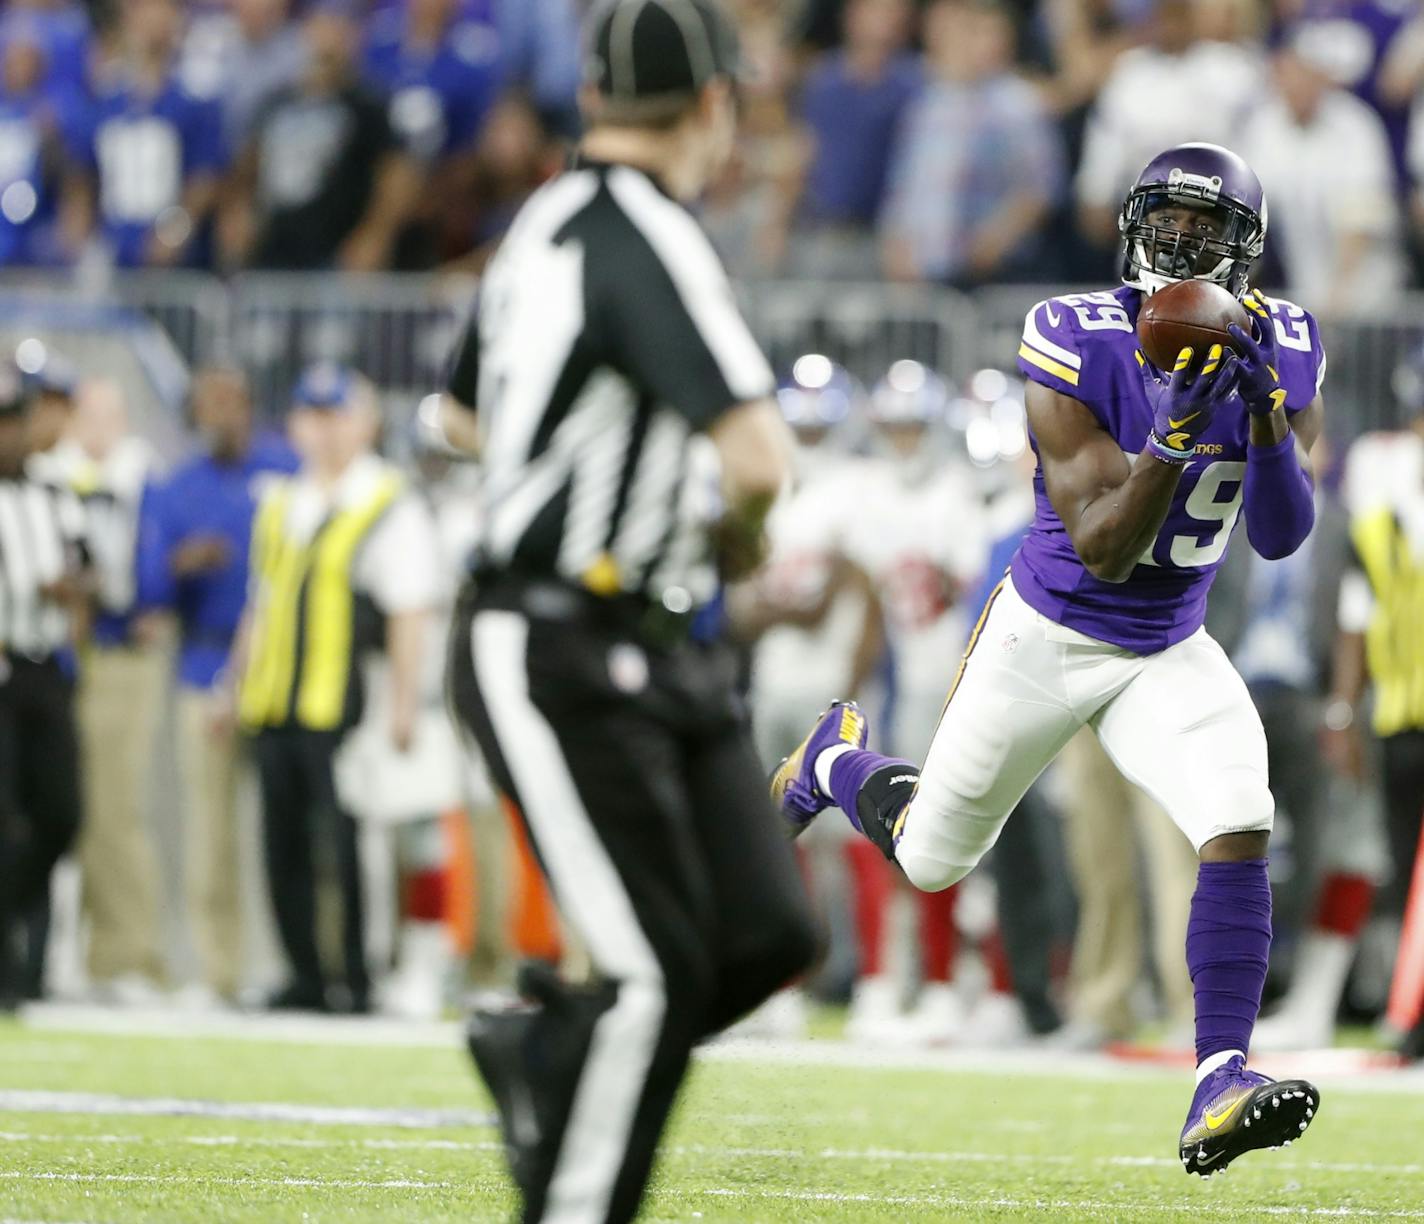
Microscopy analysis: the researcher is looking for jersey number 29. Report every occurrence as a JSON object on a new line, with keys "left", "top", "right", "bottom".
{"left": 1137, "top": 460, "right": 1246, "bottom": 569}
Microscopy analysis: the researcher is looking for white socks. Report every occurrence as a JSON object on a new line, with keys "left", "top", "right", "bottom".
{"left": 814, "top": 743, "right": 854, "bottom": 796}
{"left": 1195, "top": 1047, "right": 1246, "bottom": 1084}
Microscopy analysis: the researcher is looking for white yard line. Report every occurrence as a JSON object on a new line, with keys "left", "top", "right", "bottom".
{"left": 0, "top": 1123, "right": 1422, "bottom": 1180}
{"left": 0, "top": 1090, "right": 492, "bottom": 1130}
{"left": 692, "top": 1187, "right": 1424, "bottom": 1219}
{"left": 0, "top": 1171, "right": 454, "bottom": 1191}
{"left": 17, "top": 1003, "right": 1424, "bottom": 1092}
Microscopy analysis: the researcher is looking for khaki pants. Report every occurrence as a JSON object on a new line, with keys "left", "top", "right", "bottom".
{"left": 177, "top": 687, "right": 245, "bottom": 998}
{"left": 1062, "top": 728, "right": 1198, "bottom": 1036}
{"left": 76, "top": 645, "right": 167, "bottom": 984}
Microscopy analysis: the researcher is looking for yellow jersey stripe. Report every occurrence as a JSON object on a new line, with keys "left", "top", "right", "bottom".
{"left": 1018, "top": 343, "right": 1080, "bottom": 387}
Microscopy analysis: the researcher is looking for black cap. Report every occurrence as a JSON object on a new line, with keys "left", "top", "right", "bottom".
{"left": 587, "top": 0, "right": 743, "bottom": 101}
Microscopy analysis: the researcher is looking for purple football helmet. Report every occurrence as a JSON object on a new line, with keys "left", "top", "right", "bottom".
{"left": 1118, "top": 143, "right": 1267, "bottom": 298}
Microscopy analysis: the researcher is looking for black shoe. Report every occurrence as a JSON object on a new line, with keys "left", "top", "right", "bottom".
{"left": 1402, "top": 1018, "right": 1424, "bottom": 1062}
{"left": 465, "top": 962, "right": 614, "bottom": 1207}
{"left": 265, "top": 981, "right": 330, "bottom": 1013}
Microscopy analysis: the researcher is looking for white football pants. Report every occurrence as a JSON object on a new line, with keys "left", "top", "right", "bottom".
{"left": 895, "top": 576, "right": 1273, "bottom": 893}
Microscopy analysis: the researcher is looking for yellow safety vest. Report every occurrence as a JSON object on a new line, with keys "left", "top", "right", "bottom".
{"left": 1352, "top": 505, "right": 1424, "bottom": 737}
{"left": 239, "top": 471, "right": 403, "bottom": 732}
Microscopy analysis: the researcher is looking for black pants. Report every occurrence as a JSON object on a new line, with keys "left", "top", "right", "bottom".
{"left": 0, "top": 655, "right": 82, "bottom": 1000}
{"left": 1382, "top": 730, "right": 1424, "bottom": 919}
{"left": 251, "top": 727, "right": 368, "bottom": 1007}
{"left": 449, "top": 590, "right": 819, "bottom": 1224}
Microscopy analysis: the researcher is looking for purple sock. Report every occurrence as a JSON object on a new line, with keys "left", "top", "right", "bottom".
{"left": 1186, "top": 859, "right": 1273, "bottom": 1065}
{"left": 827, "top": 749, "right": 914, "bottom": 834}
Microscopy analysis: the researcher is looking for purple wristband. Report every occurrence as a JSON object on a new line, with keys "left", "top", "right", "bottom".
{"left": 1147, "top": 431, "right": 1194, "bottom": 465}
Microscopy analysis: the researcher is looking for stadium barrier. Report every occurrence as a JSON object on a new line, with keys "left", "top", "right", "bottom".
{"left": 0, "top": 271, "right": 1419, "bottom": 437}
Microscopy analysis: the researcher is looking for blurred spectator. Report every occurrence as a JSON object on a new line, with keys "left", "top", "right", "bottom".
{"left": 1332, "top": 378, "right": 1424, "bottom": 1055}
{"left": 1059, "top": 730, "right": 1198, "bottom": 1047}
{"left": 492, "top": 0, "right": 580, "bottom": 137}
{"left": 702, "top": 0, "right": 808, "bottom": 278}
{"left": 786, "top": 0, "right": 921, "bottom": 279}
{"left": 229, "top": 365, "right": 439, "bottom": 1013}
{"left": 363, "top": 0, "right": 506, "bottom": 268}
{"left": 63, "top": 0, "right": 226, "bottom": 268}
{"left": 1240, "top": 37, "right": 1403, "bottom": 315}
{"left": 1074, "top": 0, "right": 1256, "bottom": 250}
{"left": 221, "top": 4, "right": 420, "bottom": 272}
{"left": 139, "top": 366, "right": 298, "bottom": 1005}
{"left": 0, "top": 1, "right": 91, "bottom": 89}
{"left": 57, "top": 377, "right": 169, "bottom": 1004}
{"left": 442, "top": 92, "right": 560, "bottom": 269}
{"left": 179, "top": 0, "right": 307, "bottom": 153}
{"left": 879, "top": 0, "right": 1064, "bottom": 286}
{"left": 0, "top": 30, "right": 81, "bottom": 266}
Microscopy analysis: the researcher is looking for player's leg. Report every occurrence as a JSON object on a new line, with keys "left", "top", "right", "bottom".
{"left": 252, "top": 730, "right": 326, "bottom": 1009}
{"left": 1094, "top": 630, "right": 1318, "bottom": 1173}
{"left": 772, "top": 580, "right": 1081, "bottom": 893}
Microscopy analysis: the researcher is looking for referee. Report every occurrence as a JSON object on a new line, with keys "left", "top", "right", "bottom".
{"left": 439, "top": 2, "right": 818, "bottom": 1220}
{"left": 0, "top": 366, "right": 89, "bottom": 1009}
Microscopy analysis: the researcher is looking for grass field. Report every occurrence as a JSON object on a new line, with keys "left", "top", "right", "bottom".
{"left": 1, "top": 1009, "right": 1423, "bottom": 1222}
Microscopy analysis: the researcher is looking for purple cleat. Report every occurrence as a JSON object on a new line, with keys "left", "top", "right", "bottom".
{"left": 1179, "top": 1055, "right": 1319, "bottom": 1176}
{"left": 769, "top": 700, "right": 868, "bottom": 838}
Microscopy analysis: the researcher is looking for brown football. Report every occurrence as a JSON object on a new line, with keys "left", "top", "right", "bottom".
{"left": 1136, "top": 278, "right": 1252, "bottom": 373}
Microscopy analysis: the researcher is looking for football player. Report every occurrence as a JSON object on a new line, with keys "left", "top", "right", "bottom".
{"left": 772, "top": 143, "right": 1324, "bottom": 1173}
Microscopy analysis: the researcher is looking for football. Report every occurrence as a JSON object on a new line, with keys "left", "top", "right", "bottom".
{"left": 1136, "top": 277, "right": 1252, "bottom": 373}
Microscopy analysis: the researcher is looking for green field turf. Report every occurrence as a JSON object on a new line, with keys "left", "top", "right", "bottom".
{"left": 1, "top": 1014, "right": 1422, "bottom": 1222}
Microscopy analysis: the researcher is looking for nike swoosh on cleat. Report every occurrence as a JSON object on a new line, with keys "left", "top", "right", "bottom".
{"left": 1204, "top": 1094, "right": 1249, "bottom": 1132}
{"left": 1196, "top": 1148, "right": 1226, "bottom": 1167}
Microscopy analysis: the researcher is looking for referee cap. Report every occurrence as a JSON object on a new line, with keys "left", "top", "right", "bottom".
{"left": 587, "top": 0, "right": 744, "bottom": 101}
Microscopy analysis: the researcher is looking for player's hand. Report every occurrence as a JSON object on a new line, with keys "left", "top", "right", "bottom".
{"left": 1226, "top": 291, "right": 1284, "bottom": 417}
{"left": 1147, "top": 343, "right": 1241, "bottom": 463}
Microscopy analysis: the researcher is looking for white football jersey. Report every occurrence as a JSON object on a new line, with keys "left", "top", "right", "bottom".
{"left": 751, "top": 453, "right": 869, "bottom": 705}
{"left": 847, "top": 457, "right": 987, "bottom": 702}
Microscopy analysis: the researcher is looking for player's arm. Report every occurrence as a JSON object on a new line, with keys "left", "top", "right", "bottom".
{"left": 1026, "top": 382, "right": 1184, "bottom": 583}
{"left": 1229, "top": 295, "right": 1319, "bottom": 560}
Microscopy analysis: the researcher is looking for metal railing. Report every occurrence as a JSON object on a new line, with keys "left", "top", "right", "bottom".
{"left": 1, "top": 271, "right": 1419, "bottom": 439}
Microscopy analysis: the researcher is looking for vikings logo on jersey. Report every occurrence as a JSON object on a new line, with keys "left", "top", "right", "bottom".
{"left": 1012, "top": 285, "right": 1326, "bottom": 654}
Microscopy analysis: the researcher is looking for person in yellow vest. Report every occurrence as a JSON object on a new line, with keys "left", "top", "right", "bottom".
{"left": 226, "top": 363, "right": 440, "bottom": 1013}
{"left": 1330, "top": 434, "right": 1424, "bottom": 1057}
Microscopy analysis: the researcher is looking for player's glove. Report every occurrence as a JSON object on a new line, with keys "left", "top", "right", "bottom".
{"left": 1147, "top": 343, "right": 1241, "bottom": 465}
{"left": 1226, "top": 290, "right": 1286, "bottom": 417}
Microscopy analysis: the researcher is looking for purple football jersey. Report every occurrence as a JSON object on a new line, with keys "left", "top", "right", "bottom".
{"left": 1011, "top": 284, "right": 1325, "bottom": 655}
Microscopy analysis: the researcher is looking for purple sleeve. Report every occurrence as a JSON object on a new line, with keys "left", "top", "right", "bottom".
{"left": 135, "top": 479, "right": 177, "bottom": 611}
{"left": 1244, "top": 431, "right": 1315, "bottom": 560}
{"left": 1259, "top": 295, "right": 1326, "bottom": 412}
{"left": 1016, "top": 299, "right": 1087, "bottom": 400}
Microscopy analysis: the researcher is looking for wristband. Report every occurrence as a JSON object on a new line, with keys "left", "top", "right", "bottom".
{"left": 1147, "top": 430, "right": 1194, "bottom": 465}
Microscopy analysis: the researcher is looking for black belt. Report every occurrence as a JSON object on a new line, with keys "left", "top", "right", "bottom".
{"left": 461, "top": 573, "right": 695, "bottom": 649}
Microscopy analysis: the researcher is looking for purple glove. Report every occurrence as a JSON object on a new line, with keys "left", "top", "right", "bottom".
{"left": 1148, "top": 343, "right": 1242, "bottom": 465}
{"left": 1226, "top": 290, "right": 1286, "bottom": 417}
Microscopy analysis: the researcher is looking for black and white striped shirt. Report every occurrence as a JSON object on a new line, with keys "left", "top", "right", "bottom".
{"left": 0, "top": 474, "right": 88, "bottom": 659}
{"left": 447, "top": 159, "right": 775, "bottom": 609}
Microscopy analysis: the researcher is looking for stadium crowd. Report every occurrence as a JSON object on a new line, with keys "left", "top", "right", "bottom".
{"left": 0, "top": 0, "right": 1416, "bottom": 303}
{"left": 0, "top": 0, "right": 1422, "bottom": 1063}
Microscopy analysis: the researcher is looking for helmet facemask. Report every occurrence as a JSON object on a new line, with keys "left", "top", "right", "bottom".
{"left": 1119, "top": 169, "right": 1267, "bottom": 298}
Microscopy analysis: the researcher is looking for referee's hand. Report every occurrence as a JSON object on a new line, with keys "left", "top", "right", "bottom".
{"left": 712, "top": 514, "right": 770, "bottom": 583}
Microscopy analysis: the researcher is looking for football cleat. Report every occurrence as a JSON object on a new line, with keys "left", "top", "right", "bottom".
{"left": 1179, "top": 1055, "right": 1319, "bottom": 1176}
{"left": 769, "top": 700, "right": 868, "bottom": 837}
